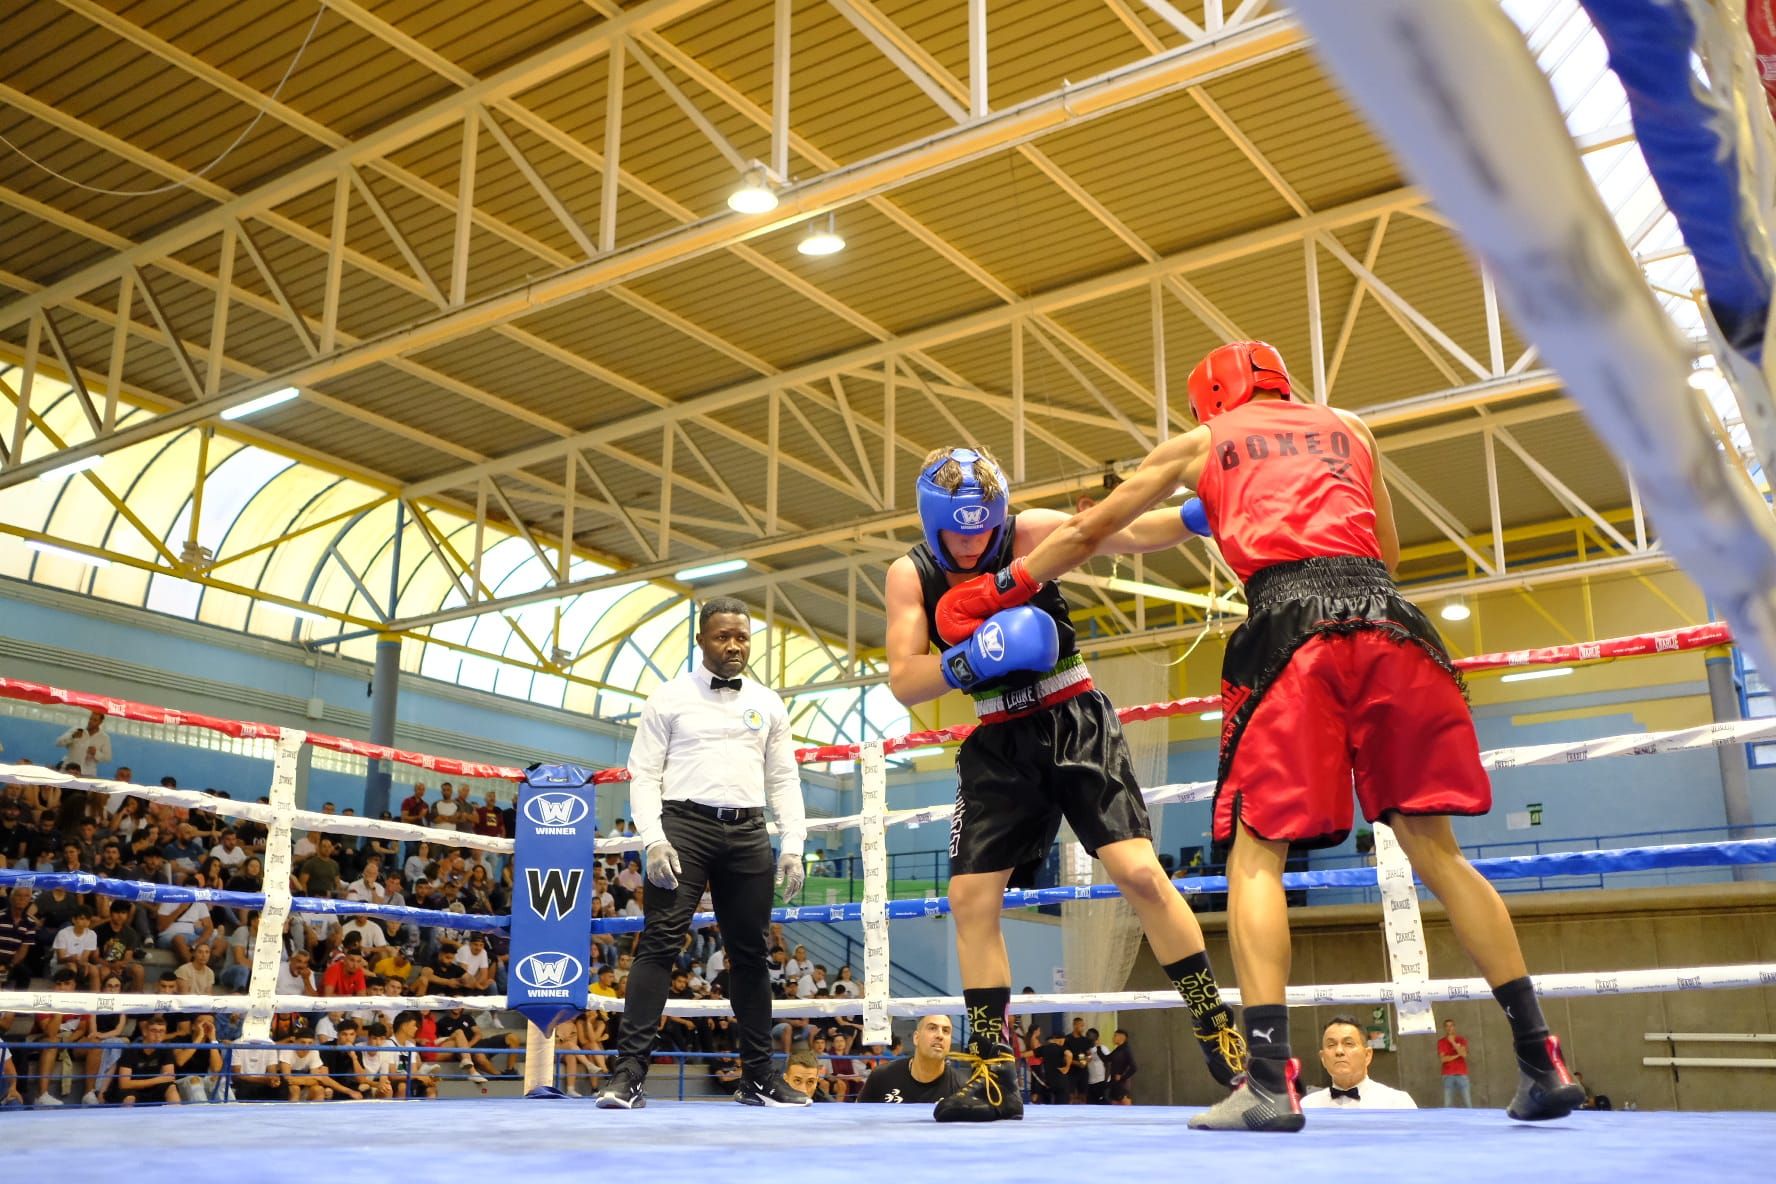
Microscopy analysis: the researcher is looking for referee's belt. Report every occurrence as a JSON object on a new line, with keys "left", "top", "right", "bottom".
{"left": 668, "top": 800, "right": 763, "bottom": 823}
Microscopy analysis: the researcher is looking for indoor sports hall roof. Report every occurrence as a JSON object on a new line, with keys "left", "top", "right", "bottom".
{"left": 0, "top": 0, "right": 1745, "bottom": 736}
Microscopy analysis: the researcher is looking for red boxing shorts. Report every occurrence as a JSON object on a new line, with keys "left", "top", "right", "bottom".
{"left": 1212, "top": 558, "right": 1491, "bottom": 849}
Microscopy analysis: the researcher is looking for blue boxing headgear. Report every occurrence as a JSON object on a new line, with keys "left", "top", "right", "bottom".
{"left": 916, "top": 448, "right": 1009, "bottom": 573}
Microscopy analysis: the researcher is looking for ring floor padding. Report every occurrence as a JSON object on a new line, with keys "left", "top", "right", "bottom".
{"left": 10, "top": 1100, "right": 1774, "bottom": 1182}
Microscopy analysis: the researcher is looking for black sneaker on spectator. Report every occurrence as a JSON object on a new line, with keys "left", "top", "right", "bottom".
{"left": 594, "top": 1059, "right": 647, "bottom": 1110}
{"left": 734, "top": 1070, "right": 811, "bottom": 1107}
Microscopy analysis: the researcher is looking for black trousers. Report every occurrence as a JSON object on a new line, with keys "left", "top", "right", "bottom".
{"left": 617, "top": 803, "right": 775, "bottom": 1077}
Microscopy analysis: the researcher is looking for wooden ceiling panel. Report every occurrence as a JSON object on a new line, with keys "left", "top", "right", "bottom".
{"left": 510, "top": 290, "right": 758, "bottom": 402}
{"left": 0, "top": 0, "right": 1693, "bottom": 658}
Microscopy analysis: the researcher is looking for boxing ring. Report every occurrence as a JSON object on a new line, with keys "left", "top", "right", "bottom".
{"left": 3, "top": 617, "right": 1775, "bottom": 1177}
{"left": 10, "top": 0, "right": 1776, "bottom": 1173}
{"left": 13, "top": 1101, "right": 1776, "bottom": 1182}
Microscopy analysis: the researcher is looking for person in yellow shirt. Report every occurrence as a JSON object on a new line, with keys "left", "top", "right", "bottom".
{"left": 373, "top": 949, "right": 416, "bottom": 987}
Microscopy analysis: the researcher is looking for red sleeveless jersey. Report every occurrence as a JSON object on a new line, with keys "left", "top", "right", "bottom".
{"left": 1195, "top": 400, "right": 1382, "bottom": 582}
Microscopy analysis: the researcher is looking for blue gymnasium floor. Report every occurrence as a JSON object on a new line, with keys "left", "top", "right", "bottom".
{"left": 12, "top": 1100, "right": 1775, "bottom": 1183}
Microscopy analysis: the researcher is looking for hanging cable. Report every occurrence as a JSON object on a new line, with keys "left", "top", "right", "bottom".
{"left": 0, "top": 1, "right": 329, "bottom": 198}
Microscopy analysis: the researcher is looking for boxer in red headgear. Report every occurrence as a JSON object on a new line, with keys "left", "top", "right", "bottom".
{"left": 939, "top": 342, "right": 1584, "bottom": 1132}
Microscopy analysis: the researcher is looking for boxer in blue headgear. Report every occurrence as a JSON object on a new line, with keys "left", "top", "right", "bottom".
{"left": 916, "top": 448, "right": 1009, "bottom": 574}
{"left": 882, "top": 443, "right": 1246, "bottom": 1124}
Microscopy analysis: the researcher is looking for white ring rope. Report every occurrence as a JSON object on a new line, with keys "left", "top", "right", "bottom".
{"left": 12, "top": 703, "right": 1771, "bottom": 845}
{"left": 0, "top": 762, "right": 656, "bottom": 855}
{"left": 7, "top": 962, "right": 1770, "bottom": 1021}
{"left": 5, "top": 660, "right": 1772, "bottom": 1057}
{"left": 807, "top": 715, "right": 1776, "bottom": 833}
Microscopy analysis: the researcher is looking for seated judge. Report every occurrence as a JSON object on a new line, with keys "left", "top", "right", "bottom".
{"left": 1300, "top": 1015, "right": 1418, "bottom": 1110}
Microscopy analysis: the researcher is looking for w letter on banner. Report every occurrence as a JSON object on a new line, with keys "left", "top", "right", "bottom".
{"left": 527, "top": 868, "right": 583, "bottom": 921}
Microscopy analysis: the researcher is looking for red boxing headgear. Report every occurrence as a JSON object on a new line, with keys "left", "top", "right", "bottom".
{"left": 1187, "top": 341, "right": 1294, "bottom": 423}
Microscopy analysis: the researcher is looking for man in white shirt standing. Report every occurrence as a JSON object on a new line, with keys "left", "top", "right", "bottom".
{"left": 55, "top": 710, "right": 113, "bottom": 776}
{"left": 1299, "top": 1016, "right": 1419, "bottom": 1110}
{"left": 432, "top": 784, "right": 460, "bottom": 831}
{"left": 595, "top": 596, "right": 810, "bottom": 1111}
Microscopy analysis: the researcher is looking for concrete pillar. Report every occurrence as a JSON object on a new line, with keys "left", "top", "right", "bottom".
{"left": 1704, "top": 650, "right": 1754, "bottom": 881}
{"left": 365, "top": 633, "right": 401, "bottom": 819}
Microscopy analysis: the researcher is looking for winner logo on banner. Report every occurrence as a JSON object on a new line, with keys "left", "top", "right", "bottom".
{"left": 507, "top": 764, "right": 597, "bottom": 1034}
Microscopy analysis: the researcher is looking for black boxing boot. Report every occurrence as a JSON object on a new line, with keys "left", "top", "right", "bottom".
{"left": 932, "top": 1046, "right": 1024, "bottom": 1123}
{"left": 934, "top": 988, "right": 1023, "bottom": 1123}
{"left": 1506, "top": 1035, "right": 1586, "bottom": 1121}
{"left": 1492, "top": 976, "right": 1585, "bottom": 1121}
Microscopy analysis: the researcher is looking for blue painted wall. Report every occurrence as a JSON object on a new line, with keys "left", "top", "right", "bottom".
{"left": 809, "top": 912, "right": 1061, "bottom": 1000}
{"left": 0, "top": 590, "right": 860, "bottom": 824}
{"left": 7, "top": 585, "right": 1772, "bottom": 990}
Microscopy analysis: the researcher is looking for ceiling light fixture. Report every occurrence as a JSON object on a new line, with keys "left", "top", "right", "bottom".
{"left": 1200, "top": 710, "right": 1223, "bottom": 722}
{"left": 1440, "top": 600, "right": 1472, "bottom": 622}
{"left": 1499, "top": 666, "right": 1574, "bottom": 683}
{"left": 24, "top": 540, "right": 110, "bottom": 568}
{"left": 675, "top": 558, "right": 749, "bottom": 581}
{"left": 727, "top": 166, "right": 779, "bottom": 215}
{"left": 797, "top": 212, "right": 845, "bottom": 256}
{"left": 891, "top": 746, "right": 946, "bottom": 761}
{"left": 221, "top": 386, "right": 300, "bottom": 421}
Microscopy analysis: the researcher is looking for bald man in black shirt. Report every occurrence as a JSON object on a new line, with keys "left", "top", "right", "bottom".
{"left": 858, "top": 1015, "right": 967, "bottom": 1104}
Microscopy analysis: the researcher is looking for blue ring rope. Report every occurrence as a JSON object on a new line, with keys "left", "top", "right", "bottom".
{"left": 5, "top": 837, "right": 1770, "bottom": 937}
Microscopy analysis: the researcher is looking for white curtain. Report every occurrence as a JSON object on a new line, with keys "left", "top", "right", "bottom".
{"left": 1060, "top": 651, "right": 1170, "bottom": 1039}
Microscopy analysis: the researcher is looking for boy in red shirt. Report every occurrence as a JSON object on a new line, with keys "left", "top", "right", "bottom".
{"left": 939, "top": 341, "right": 1585, "bottom": 1131}
{"left": 322, "top": 948, "right": 369, "bottom": 997}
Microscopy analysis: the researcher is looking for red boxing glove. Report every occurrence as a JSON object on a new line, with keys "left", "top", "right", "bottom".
{"left": 935, "top": 558, "right": 1043, "bottom": 643}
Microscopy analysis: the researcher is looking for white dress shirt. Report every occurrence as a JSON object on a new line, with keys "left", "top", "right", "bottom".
{"left": 626, "top": 663, "right": 807, "bottom": 857}
{"left": 1300, "top": 1075, "right": 1419, "bottom": 1109}
{"left": 55, "top": 726, "right": 111, "bottom": 773}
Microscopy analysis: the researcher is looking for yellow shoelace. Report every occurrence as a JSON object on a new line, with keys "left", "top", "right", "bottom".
{"left": 1197, "top": 1025, "right": 1248, "bottom": 1075}
{"left": 946, "top": 1051, "right": 1017, "bottom": 1107}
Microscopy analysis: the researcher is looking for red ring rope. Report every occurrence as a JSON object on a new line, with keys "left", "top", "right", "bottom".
{"left": 0, "top": 622, "right": 1732, "bottom": 775}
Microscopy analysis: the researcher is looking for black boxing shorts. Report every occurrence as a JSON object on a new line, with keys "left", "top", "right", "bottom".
{"left": 950, "top": 689, "right": 1151, "bottom": 886}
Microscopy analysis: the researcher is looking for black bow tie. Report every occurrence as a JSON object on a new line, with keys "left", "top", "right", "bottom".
{"left": 1331, "top": 1086, "right": 1360, "bottom": 1101}
{"left": 710, "top": 676, "right": 742, "bottom": 691}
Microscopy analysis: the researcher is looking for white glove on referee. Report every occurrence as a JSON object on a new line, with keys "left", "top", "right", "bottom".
{"left": 646, "top": 840, "right": 682, "bottom": 890}
{"left": 775, "top": 852, "right": 805, "bottom": 903}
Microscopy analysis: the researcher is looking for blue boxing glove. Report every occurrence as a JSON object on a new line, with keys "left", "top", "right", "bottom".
{"left": 939, "top": 605, "right": 1060, "bottom": 691}
{"left": 1181, "top": 497, "right": 1210, "bottom": 537}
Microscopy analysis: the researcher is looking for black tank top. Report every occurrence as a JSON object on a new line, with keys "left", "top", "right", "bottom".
{"left": 908, "top": 513, "right": 1078, "bottom": 698}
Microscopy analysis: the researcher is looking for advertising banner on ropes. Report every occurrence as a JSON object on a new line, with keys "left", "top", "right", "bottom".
{"left": 506, "top": 764, "right": 597, "bottom": 1034}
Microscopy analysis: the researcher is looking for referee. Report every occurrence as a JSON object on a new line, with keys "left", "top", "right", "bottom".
{"left": 595, "top": 596, "right": 811, "bottom": 1109}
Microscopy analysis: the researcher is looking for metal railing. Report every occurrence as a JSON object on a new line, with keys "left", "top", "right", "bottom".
{"left": 0, "top": 1041, "right": 896, "bottom": 1106}
{"left": 1295, "top": 822, "right": 1776, "bottom": 905}
{"left": 2, "top": 1039, "right": 536, "bottom": 1105}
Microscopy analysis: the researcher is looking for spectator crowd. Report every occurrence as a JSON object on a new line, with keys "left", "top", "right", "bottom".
{"left": 1, "top": 721, "right": 888, "bottom": 1107}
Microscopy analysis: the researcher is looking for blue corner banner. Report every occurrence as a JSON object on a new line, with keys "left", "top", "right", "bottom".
{"left": 506, "top": 763, "right": 597, "bottom": 1034}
